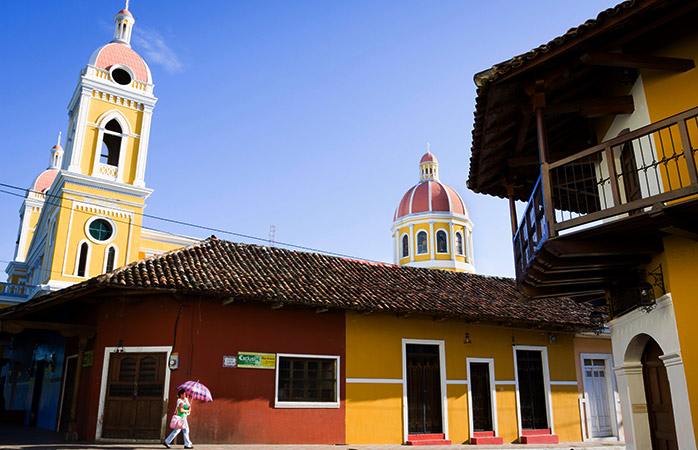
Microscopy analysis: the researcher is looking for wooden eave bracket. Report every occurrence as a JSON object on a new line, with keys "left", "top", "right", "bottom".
{"left": 581, "top": 51, "right": 695, "bottom": 72}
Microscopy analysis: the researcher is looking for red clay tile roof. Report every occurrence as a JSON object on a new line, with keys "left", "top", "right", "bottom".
{"left": 35, "top": 236, "right": 594, "bottom": 329}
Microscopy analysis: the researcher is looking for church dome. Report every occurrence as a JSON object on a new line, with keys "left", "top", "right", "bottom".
{"left": 394, "top": 181, "right": 468, "bottom": 221}
{"left": 394, "top": 151, "right": 469, "bottom": 221}
{"left": 89, "top": 43, "right": 151, "bottom": 83}
{"left": 391, "top": 149, "right": 475, "bottom": 274}
{"left": 31, "top": 169, "right": 58, "bottom": 193}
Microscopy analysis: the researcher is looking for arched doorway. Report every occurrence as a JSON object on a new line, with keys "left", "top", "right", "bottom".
{"left": 642, "top": 338, "right": 678, "bottom": 450}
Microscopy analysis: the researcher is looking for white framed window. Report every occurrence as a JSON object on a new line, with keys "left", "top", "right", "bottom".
{"left": 91, "top": 110, "right": 131, "bottom": 182}
{"left": 104, "top": 244, "right": 118, "bottom": 273}
{"left": 85, "top": 215, "right": 117, "bottom": 245}
{"left": 436, "top": 229, "right": 448, "bottom": 254}
{"left": 401, "top": 233, "right": 410, "bottom": 258}
{"left": 75, "top": 239, "right": 92, "bottom": 278}
{"left": 274, "top": 353, "right": 340, "bottom": 409}
{"left": 455, "top": 231, "right": 464, "bottom": 255}
{"left": 416, "top": 230, "right": 428, "bottom": 254}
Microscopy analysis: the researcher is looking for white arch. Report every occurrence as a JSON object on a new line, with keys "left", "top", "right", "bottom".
{"left": 454, "top": 230, "right": 464, "bottom": 256}
{"left": 435, "top": 228, "right": 449, "bottom": 254}
{"left": 103, "top": 243, "right": 119, "bottom": 273}
{"left": 74, "top": 239, "right": 92, "bottom": 278}
{"left": 610, "top": 294, "right": 696, "bottom": 450}
{"left": 415, "top": 230, "right": 428, "bottom": 255}
{"left": 95, "top": 109, "right": 133, "bottom": 135}
{"left": 400, "top": 232, "right": 410, "bottom": 259}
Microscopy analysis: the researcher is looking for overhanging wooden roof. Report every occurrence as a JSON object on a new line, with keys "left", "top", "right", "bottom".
{"left": 467, "top": 0, "right": 698, "bottom": 201}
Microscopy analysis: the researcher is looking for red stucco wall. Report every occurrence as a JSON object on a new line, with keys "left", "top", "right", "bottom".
{"left": 78, "top": 295, "right": 346, "bottom": 444}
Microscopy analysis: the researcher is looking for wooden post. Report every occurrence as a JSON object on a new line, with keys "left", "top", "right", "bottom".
{"left": 69, "top": 337, "right": 88, "bottom": 431}
{"left": 506, "top": 183, "right": 519, "bottom": 236}
{"left": 604, "top": 144, "right": 623, "bottom": 207}
{"left": 677, "top": 119, "right": 698, "bottom": 185}
{"left": 533, "top": 83, "right": 557, "bottom": 238}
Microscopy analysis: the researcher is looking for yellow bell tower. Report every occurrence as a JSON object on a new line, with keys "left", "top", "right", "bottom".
{"left": 3, "top": 4, "right": 196, "bottom": 305}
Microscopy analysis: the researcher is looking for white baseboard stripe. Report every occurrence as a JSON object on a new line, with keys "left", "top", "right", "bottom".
{"left": 346, "top": 378, "right": 403, "bottom": 384}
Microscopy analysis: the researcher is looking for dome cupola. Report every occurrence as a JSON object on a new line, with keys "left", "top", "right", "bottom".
{"left": 112, "top": 1, "right": 134, "bottom": 46}
{"left": 392, "top": 147, "right": 475, "bottom": 273}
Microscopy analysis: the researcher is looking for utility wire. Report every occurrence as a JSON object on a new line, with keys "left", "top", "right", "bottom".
{"left": 0, "top": 181, "right": 387, "bottom": 264}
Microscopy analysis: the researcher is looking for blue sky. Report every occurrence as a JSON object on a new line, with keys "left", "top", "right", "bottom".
{"left": 0, "top": 0, "right": 618, "bottom": 278}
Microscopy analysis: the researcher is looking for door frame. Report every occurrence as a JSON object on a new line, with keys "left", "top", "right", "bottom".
{"left": 401, "top": 339, "right": 449, "bottom": 443}
{"left": 96, "top": 346, "right": 173, "bottom": 440}
{"left": 56, "top": 354, "right": 77, "bottom": 431}
{"left": 580, "top": 352, "right": 620, "bottom": 440}
{"left": 466, "top": 357, "right": 498, "bottom": 439}
{"left": 513, "top": 345, "right": 554, "bottom": 436}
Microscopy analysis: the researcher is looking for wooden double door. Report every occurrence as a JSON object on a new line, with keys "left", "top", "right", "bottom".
{"left": 102, "top": 352, "right": 167, "bottom": 439}
{"left": 406, "top": 344, "right": 443, "bottom": 434}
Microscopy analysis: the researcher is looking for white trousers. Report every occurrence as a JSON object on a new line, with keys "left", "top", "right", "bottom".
{"left": 166, "top": 421, "right": 192, "bottom": 447}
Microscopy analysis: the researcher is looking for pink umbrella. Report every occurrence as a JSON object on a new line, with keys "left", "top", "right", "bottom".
{"left": 177, "top": 380, "right": 213, "bottom": 402}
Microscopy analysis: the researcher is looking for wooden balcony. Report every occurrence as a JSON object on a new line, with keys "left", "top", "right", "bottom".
{"left": 514, "top": 106, "right": 698, "bottom": 302}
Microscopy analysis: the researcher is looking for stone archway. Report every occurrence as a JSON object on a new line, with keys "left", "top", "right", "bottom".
{"left": 640, "top": 338, "right": 678, "bottom": 449}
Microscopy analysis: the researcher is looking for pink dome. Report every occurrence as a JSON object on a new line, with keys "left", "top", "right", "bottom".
{"left": 52, "top": 143, "right": 62, "bottom": 150}
{"left": 420, "top": 152, "right": 437, "bottom": 163}
{"left": 92, "top": 43, "right": 149, "bottom": 83}
{"left": 32, "top": 169, "right": 58, "bottom": 193}
{"left": 116, "top": 9, "right": 132, "bottom": 16}
{"left": 394, "top": 180, "right": 469, "bottom": 221}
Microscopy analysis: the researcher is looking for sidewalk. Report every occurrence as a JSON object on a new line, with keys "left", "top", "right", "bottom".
{"left": 0, "top": 424, "right": 626, "bottom": 450}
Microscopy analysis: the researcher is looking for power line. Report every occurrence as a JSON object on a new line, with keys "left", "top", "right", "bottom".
{"left": 0, "top": 181, "right": 386, "bottom": 264}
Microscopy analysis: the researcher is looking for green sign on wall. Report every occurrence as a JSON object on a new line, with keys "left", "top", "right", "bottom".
{"left": 237, "top": 351, "right": 276, "bottom": 369}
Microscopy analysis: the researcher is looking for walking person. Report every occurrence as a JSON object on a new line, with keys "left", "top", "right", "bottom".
{"left": 164, "top": 389, "right": 193, "bottom": 449}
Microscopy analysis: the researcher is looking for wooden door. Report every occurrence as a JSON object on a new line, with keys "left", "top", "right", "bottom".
{"left": 102, "top": 352, "right": 167, "bottom": 439}
{"left": 516, "top": 350, "right": 548, "bottom": 430}
{"left": 470, "top": 362, "right": 493, "bottom": 432}
{"left": 583, "top": 358, "right": 613, "bottom": 437}
{"left": 642, "top": 339, "right": 678, "bottom": 450}
{"left": 406, "top": 344, "right": 442, "bottom": 434}
{"left": 620, "top": 142, "right": 642, "bottom": 206}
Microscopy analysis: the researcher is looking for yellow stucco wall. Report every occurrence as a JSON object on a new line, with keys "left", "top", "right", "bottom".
{"left": 345, "top": 311, "right": 582, "bottom": 444}
{"left": 635, "top": 26, "right": 698, "bottom": 435}
{"left": 648, "top": 237, "right": 698, "bottom": 436}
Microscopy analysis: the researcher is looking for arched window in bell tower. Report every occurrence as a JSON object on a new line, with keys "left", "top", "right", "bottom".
{"left": 402, "top": 234, "right": 409, "bottom": 258}
{"left": 101, "top": 119, "right": 122, "bottom": 166}
{"left": 76, "top": 241, "right": 91, "bottom": 277}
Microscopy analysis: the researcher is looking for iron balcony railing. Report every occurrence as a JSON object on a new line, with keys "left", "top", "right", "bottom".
{"left": 514, "top": 105, "right": 698, "bottom": 281}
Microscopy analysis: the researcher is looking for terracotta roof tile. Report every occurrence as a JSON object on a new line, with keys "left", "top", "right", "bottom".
{"left": 71, "top": 236, "right": 597, "bottom": 328}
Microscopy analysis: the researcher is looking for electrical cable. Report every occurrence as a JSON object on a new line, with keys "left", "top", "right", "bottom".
{"left": 0, "top": 180, "right": 387, "bottom": 266}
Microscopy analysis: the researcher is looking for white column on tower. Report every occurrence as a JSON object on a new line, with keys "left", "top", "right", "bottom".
{"left": 429, "top": 221, "right": 435, "bottom": 258}
{"left": 67, "top": 89, "right": 92, "bottom": 173}
{"left": 409, "top": 224, "right": 414, "bottom": 262}
{"left": 134, "top": 105, "right": 154, "bottom": 187}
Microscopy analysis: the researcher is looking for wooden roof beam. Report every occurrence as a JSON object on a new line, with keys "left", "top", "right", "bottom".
{"left": 581, "top": 52, "right": 695, "bottom": 72}
{"left": 546, "top": 95, "right": 634, "bottom": 118}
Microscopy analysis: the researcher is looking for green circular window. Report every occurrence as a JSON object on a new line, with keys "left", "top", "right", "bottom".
{"left": 88, "top": 219, "right": 113, "bottom": 241}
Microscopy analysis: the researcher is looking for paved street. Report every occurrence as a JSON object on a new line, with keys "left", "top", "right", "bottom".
{"left": 0, "top": 424, "right": 625, "bottom": 450}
